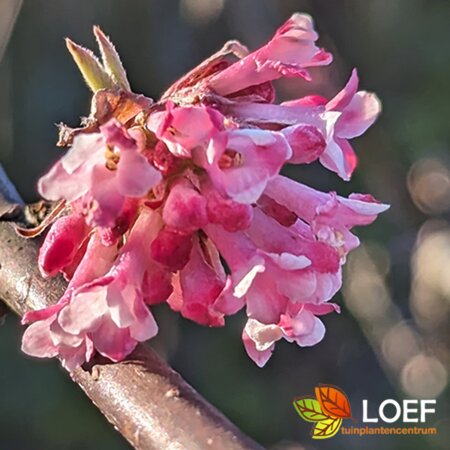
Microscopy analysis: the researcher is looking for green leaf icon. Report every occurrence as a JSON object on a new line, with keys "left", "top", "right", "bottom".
{"left": 293, "top": 397, "right": 329, "bottom": 422}
{"left": 312, "top": 416, "right": 342, "bottom": 440}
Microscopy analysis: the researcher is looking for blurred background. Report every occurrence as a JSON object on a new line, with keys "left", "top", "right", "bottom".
{"left": 0, "top": 0, "right": 449, "bottom": 449}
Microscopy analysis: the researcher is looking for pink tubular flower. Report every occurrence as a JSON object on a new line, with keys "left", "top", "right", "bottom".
{"left": 23, "top": 16, "right": 388, "bottom": 369}
{"left": 162, "top": 178, "right": 208, "bottom": 232}
{"left": 205, "top": 220, "right": 341, "bottom": 327}
{"left": 150, "top": 227, "right": 193, "bottom": 272}
{"left": 310, "top": 69, "right": 382, "bottom": 179}
{"left": 264, "top": 175, "right": 390, "bottom": 255}
{"left": 282, "top": 124, "right": 326, "bottom": 164}
{"left": 98, "top": 198, "right": 139, "bottom": 246}
{"left": 57, "top": 210, "right": 160, "bottom": 361}
{"left": 208, "top": 13, "right": 332, "bottom": 96}
{"left": 39, "top": 120, "right": 161, "bottom": 227}
{"left": 22, "top": 208, "right": 162, "bottom": 368}
{"left": 243, "top": 303, "right": 333, "bottom": 367}
{"left": 194, "top": 129, "right": 291, "bottom": 204}
{"left": 38, "top": 212, "right": 89, "bottom": 277}
{"left": 203, "top": 204, "right": 344, "bottom": 336}
{"left": 168, "top": 236, "right": 239, "bottom": 326}
{"left": 222, "top": 69, "right": 381, "bottom": 180}
{"left": 201, "top": 180, "right": 253, "bottom": 232}
{"left": 21, "top": 301, "right": 91, "bottom": 371}
{"left": 147, "top": 102, "right": 225, "bottom": 158}
{"left": 22, "top": 232, "right": 118, "bottom": 370}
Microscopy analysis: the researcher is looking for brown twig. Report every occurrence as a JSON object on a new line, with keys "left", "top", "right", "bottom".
{"left": 0, "top": 169, "right": 262, "bottom": 450}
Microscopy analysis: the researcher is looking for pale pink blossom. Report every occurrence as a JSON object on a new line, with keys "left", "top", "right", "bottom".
{"left": 147, "top": 102, "right": 225, "bottom": 158}
{"left": 22, "top": 232, "right": 118, "bottom": 370}
{"left": 22, "top": 209, "right": 164, "bottom": 368}
{"left": 194, "top": 129, "right": 291, "bottom": 204}
{"left": 312, "top": 69, "right": 382, "bottom": 179}
{"left": 39, "top": 120, "right": 161, "bottom": 227}
{"left": 21, "top": 303, "right": 93, "bottom": 371}
{"left": 243, "top": 303, "right": 335, "bottom": 367}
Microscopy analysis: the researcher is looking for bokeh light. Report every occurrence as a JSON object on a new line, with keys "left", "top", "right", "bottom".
{"left": 407, "top": 158, "right": 450, "bottom": 215}
{"left": 401, "top": 354, "right": 448, "bottom": 399}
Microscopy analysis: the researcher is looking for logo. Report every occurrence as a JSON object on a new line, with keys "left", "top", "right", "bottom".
{"left": 293, "top": 384, "right": 438, "bottom": 439}
{"left": 293, "top": 384, "right": 352, "bottom": 439}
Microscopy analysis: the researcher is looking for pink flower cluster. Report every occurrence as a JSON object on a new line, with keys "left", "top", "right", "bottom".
{"left": 22, "top": 14, "right": 388, "bottom": 370}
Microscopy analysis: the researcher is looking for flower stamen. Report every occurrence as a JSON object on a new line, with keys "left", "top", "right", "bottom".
{"left": 105, "top": 145, "right": 120, "bottom": 171}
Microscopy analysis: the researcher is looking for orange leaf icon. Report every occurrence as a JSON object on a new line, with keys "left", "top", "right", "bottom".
{"left": 315, "top": 384, "right": 352, "bottom": 419}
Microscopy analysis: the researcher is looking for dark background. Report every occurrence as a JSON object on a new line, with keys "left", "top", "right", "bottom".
{"left": 0, "top": 1, "right": 449, "bottom": 449}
